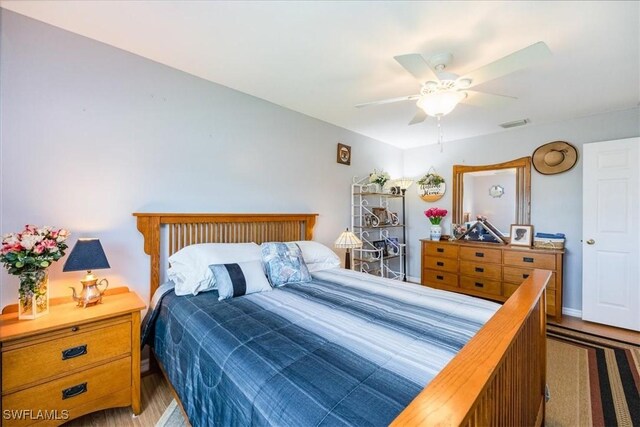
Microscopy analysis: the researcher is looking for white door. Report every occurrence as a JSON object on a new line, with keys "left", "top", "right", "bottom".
{"left": 582, "top": 137, "right": 639, "bottom": 331}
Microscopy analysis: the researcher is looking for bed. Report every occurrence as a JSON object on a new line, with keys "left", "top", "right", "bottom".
{"left": 135, "top": 213, "right": 550, "bottom": 426}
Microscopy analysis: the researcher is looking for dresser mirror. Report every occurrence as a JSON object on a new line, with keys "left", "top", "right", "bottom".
{"left": 452, "top": 157, "right": 531, "bottom": 236}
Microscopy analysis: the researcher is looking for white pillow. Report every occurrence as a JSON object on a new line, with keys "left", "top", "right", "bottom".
{"left": 292, "top": 240, "right": 341, "bottom": 272}
{"left": 168, "top": 243, "right": 262, "bottom": 296}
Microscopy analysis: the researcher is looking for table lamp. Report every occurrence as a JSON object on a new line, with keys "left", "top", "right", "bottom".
{"left": 334, "top": 228, "right": 363, "bottom": 270}
{"left": 63, "top": 238, "right": 110, "bottom": 307}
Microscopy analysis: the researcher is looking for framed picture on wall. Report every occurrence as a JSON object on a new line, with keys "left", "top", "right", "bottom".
{"left": 509, "top": 224, "right": 533, "bottom": 246}
{"left": 337, "top": 143, "right": 351, "bottom": 165}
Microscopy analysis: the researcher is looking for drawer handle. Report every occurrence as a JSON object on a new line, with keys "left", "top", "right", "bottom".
{"left": 436, "top": 261, "right": 444, "bottom": 266}
{"left": 62, "top": 382, "right": 87, "bottom": 400}
{"left": 475, "top": 267, "right": 484, "bottom": 273}
{"left": 62, "top": 344, "right": 87, "bottom": 360}
{"left": 436, "top": 275, "right": 444, "bottom": 280}
{"left": 475, "top": 252, "right": 484, "bottom": 258}
{"left": 523, "top": 274, "right": 530, "bottom": 279}
{"left": 523, "top": 257, "right": 534, "bottom": 263}
{"left": 475, "top": 282, "right": 484, "bottom": 288}
{"left": 436, "top": 248, "right": 444, "bottom": 253}
{"left": 71, "top": 326, "right": 79, "bottom": 332}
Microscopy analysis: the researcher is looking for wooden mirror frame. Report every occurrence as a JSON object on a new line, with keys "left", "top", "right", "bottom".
{"left": 452, "top": 157, "right": 532, "bottom": 226}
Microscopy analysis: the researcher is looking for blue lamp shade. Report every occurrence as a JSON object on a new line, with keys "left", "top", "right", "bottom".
{"left": 63, "top": 239, "right": 110, "bottom": 272}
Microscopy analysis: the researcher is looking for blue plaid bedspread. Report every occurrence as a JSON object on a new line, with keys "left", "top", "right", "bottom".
{"left": 142, "top": 269, "right": 499, "bottom": 426}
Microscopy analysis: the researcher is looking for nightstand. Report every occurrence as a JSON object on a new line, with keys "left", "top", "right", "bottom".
{"left": 0, "top": 287, "right": 145, "bottom": 426}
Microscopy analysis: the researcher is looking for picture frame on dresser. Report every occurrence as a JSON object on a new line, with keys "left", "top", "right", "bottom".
{"left": 509, "top": 224, "right": 533, "bottom": 246}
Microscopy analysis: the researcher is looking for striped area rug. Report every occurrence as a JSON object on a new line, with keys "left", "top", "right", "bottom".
{"left": 546, "top": 324, "right": 639, "bottom": 427}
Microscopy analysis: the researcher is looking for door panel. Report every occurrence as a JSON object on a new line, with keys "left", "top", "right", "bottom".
{"left": 583, "top": 138, "right": 639, "bottom": 331}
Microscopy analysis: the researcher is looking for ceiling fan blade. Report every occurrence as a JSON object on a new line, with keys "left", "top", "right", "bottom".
{"left": 460, "top": 41, "right": 551, "bottom": 88}
{"left": 408, "top": 109, "right": 427, "bottom": 125}
{"left": 394, "top": 54, "right": 439, "bottom": 83}
{"left": 355, "top": 94, "right": 419, "bottom": 108}
{"left": 460, "top": 90, "right": 517, "bottom": 107}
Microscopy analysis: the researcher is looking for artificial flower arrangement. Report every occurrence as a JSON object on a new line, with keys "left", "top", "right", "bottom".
{"left": 424, "top": 207, "right": 448, "bottom": 225}
{"left": 1, "top": 225, "right": 70, "bottom": 318}
{"left": 417, "top": 172, "right": 445, "bottom": 188}
{"left": 369, "top": 169, "right": 391, "bottom": 188}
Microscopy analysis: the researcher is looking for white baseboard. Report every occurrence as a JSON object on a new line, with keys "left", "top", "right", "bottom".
{"left": 407, "top": 275, "right": 421, "bottom": 284}
{"left": 562, "top": 307, "right": 582, "bottom": 318}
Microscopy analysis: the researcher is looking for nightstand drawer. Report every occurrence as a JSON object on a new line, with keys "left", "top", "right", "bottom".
{"left": 422, "top": 269, "right": 458, "bottom": 287}
{"left": 424, "top": 242, "right": 459, "bottom": 259}
{"left": 459, "top": 247, "right": 501, "bottom": 264}
{"left": 503, "top": 250, "right": 556, "bottom": 270}
{"left": 2, "top": 356, "right": 131, "bottom": 426}
{"left": 2, "top": 321, "right": 131, "bottom": 392}
{"left": 423, "top": 257, "right": 458, "bottom": 272}
{"left": 460, "top": 276, "right": 502, "bottom": 296}
{"left": 460, "top": 260, "right": 501, "bottom": 280}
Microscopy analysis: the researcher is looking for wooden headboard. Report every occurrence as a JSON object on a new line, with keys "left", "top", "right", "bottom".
{"left": 133, "top": 213, "right": 318, "bottom": 296}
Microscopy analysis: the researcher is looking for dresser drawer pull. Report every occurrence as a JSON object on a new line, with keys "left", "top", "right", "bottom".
{"left": 62, "top": 344, "right": 87, "bottom": 360}
{"left": 523, "top": 274, "right": 530, "bottom": 279}
{"left": 475, "top": 252, "right": 484, "bottom": 258}
{"left": 436, "top": 275, "right": 444, "bottom": 280}
{"left": 71, "top": 326, "right": 80, "bottom": 332}
{"left": 436, "top": 261, "right": 444, "bottom": 266}
{"left": 62, "top": 382, "right": 87, "bottom": 400}
{"left": 475, "top": 282, "right": 484, "bottom": 288}
{"left": 475, "top": 267, "right": 484, "bottom": 273}
{"left": 523, "top": 257, "right": 534, "bottom": 263}
{"left": 436, "top": 248, "right": 444, "bottom": 253}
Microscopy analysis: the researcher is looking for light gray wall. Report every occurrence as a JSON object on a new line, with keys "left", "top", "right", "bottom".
{"left": 404, "top": 107, "right": 640, "bottom": 312}
{"left": 0, "top": 10, "right": 403, "bottom": 305}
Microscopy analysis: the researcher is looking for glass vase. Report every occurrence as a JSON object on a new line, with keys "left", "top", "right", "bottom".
{"left": 18, "top": 270, "right": 49, "bottom": 320}
{"left": 430, "top": 224, "right": 442, "bottom": 241}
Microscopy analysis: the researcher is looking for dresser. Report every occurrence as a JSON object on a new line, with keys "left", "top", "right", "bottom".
{"left": 421, "top": 239, "right": 564, "bottom": 321}
{"left": 0, "top": 288, "right": 145, "bottom": 426}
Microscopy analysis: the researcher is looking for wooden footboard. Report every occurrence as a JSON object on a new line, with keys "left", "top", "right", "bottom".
{"left": 134, "top": 213, "right": 548, "bottom": 427}
{"left": 392, "top": 269, "right": 550, "bottom": 426}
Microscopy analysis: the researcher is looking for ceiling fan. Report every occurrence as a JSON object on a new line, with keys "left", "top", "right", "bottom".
{"left": 356, "top": 42, "right": 551, "bottom": 125}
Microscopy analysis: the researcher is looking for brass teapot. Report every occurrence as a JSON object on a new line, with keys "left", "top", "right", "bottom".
{"left": 70, "top": 271, "right": 109, "bottom": 308}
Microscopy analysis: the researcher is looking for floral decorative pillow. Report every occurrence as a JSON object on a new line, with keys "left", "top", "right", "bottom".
{"left": 261, "top": 242, "right": 311, "bottom": 287}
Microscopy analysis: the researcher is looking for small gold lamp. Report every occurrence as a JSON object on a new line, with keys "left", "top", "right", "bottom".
{"left": 334, "top": 228, "right": 363, "bottom": 270}
{"left": 63, "top": 238, "right": 110, "bottom": 308}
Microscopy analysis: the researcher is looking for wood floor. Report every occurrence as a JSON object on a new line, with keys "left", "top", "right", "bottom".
{"left": 63, "top": 316, "right": 638, "bottom": 426}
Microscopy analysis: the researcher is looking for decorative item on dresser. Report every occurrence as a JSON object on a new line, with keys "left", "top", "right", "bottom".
{"left": 424, "top": 207, "right": 448, "bottom": 241}
{"left": 63, "top": 238, "right": 111, "bottom": 308}
{"left": 421, "top": 239, "right": 564, "bottom": 321}
{"left": 0, "top": 287, "right": 145, "bottom": 424}
{"left": 0, "top": 225, "right": 70, "bottom": 320}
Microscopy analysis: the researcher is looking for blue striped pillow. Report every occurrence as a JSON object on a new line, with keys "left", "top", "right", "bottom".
{"left": 209, "top": 260, "right": 272, "bottom": 301}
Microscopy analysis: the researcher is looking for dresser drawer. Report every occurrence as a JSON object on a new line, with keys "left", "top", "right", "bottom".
{"left": 503, "top": 250, "right": 556, "bottom": 270}
{"left": 422, "top": 269, "right": 458, "bottom": 288}
{"left": 459, "top": 246, "right": 502, "bottom": 264}
{"left": 2, "top": 356, "right": 131, "bottom": 426}
{"left": 424, "top": 242, "right": 459, "bottom": 259}
{"left": 460, "top": 276, "right": 502, "bottom": 296}
{"left": 2, "top": 321, "right": 131, "bottom": 392}
{"left": 423, "top": 257, "right": 458, "bottom": 273}
{"left": 503, "top": 283, "right": 520, "bottom": 298}
{"left": 503, "top": 267, "right": 556, "bottom": 290}
{"left": 460, "top": 260, "right": 501, "bottom": 280}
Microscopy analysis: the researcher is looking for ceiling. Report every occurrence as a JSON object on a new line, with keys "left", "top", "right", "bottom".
{"left": 1, "top": 1, "right": 638, "bottom": 149}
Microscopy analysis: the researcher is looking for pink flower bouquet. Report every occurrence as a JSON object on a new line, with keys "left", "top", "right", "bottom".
{"left": 424, "top": 208, "right": 448, "bottom": 225}
{"left": 1, "top": 225, "right": 70, "bottom": 275}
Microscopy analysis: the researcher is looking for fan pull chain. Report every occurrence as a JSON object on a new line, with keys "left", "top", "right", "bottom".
{"left": 437, "top": 116, "right": 444, "bottom": 153}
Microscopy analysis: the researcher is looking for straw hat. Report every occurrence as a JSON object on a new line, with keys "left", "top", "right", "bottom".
{"left": 532, "top": 141, "right": 578, "bottom": 175}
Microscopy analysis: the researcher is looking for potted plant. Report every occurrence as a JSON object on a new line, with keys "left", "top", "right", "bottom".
{"left": 424, "top": 208, "right": 448, "bottom": 241}
{"left": 1, "top": 225, "right": 70, "bottom": 319}
{"left": 368, "top": 169, "right": 391, "bottom": 192}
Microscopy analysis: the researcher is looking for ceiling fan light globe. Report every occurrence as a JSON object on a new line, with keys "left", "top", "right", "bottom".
{"left": 417, "top": 91, "right": 465, "bottom": 117}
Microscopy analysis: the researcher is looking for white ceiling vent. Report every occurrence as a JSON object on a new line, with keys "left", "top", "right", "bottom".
{"left": 499, "top": 118, "right": 530, "bottom": 129}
